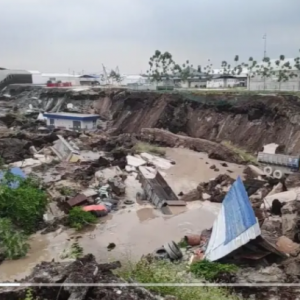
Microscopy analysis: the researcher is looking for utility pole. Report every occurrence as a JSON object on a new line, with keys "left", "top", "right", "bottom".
{"left": 263, "top": 33, "right": 267, "bottom": 58}
{"left": 263, "top": 34, "right": 267, "bottom": 90}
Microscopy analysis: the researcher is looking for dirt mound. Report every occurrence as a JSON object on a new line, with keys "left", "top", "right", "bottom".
{"left": 181, "top": 174, "right": 268, "bottom": 203}
{"left": 140, "top": 128, "right": 244, "bottom": 164}
{"left": 0, "top": 254, "right": 159, "bottom": 300}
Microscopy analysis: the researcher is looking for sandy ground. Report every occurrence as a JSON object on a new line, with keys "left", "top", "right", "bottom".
{"left": 0, "top": 148, "right": 245, "bottom": 281}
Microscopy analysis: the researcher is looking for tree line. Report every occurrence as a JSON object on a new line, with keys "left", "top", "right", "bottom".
{"left": 146, "top": 50, "right": 300, "bottom": 84}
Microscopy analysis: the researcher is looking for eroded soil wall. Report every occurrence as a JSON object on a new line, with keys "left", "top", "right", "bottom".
{"left": 95, "top": 91, "right": 300, "bottom": 154}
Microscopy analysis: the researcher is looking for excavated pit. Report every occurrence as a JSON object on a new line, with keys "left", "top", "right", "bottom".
{"left": 5, "top": 86, "right": 300, "bottom": 155}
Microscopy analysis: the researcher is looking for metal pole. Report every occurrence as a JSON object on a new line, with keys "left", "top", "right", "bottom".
{"left": 263, "top": 34, "right": 267, "bottom": 90}
{"left": 263, "top": 33, "right": 267, "bottom": 58}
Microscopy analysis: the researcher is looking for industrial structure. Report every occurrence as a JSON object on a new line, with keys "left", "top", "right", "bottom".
{"left": 43, "top": 112, "right": 99, "bottom": 131}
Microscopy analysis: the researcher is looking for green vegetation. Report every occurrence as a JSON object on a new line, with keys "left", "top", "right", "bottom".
{"left": 0, "top": 218, "right": 29, "bottom": 259}
{"left": 61, "top": 241, "right": 83, "bottom": 259}
{"left": 0, "top": 173, "right": 48, "bottom": 233}
{"left": 222, "top": 140, "right": 257, "bottom": 164}
{"left": 177, "top": 238, "right": 189, "bottom": 249}
{"left": 59, "top": 186, "right": 74, "bottom": 196}
{"left": 24, "top": 289, "right": 34, "bottom": 300}
{"left": 117, "top": 258, "right": 240, "bottom": 300}
{"left": 133, "top": 142, "right": 166, "bottom": 156}
{"left": 0, "top": 171, "right": 48, "bottom": 260}
{"left": 190, "top": 260, "right": 238, "bottom": 281}
{"left": 68, "top": 207, "right": 97, "bottom": 231}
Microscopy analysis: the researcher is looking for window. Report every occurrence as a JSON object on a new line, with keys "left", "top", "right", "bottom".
{"left": 49, "top": 119, "right": 55, "bottom": 125}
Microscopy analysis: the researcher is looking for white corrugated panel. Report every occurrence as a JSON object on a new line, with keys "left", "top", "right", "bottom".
{"left": 205, "top": 177, "right": 261, "bottom": 261}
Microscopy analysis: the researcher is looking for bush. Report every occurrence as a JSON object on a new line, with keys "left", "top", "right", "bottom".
{"left": 0, "top": 218, "right": 30, "bottom": 259}
{"left": 190, "top": 260, "right": 238, "bottom": 281}
{"left": 68, "top": 207, "right": 97, "bottom": 230}
{"left": 0, "top": 173, "right": 48, "bottom": 233}
{"left": 133, "top": 142, "right": 166, "bottom": 156}
{"left": 117, "top": 258, "right": 240, "bottom": 300}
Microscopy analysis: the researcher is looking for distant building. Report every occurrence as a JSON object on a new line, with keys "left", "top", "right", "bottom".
{"left": 0, "top": 69, "right": 33, "bottom": 90}
{"left": 247, "top": 58, "right": 300, "bottom": 91}
{"left": 43, "top": 112, "right": 99, "bottom": 131}
{"left": 79, "top": 75, "right": 100, "bottom": 86}
{"left": 207, "top": 75, "right": 242, "bottom": 88}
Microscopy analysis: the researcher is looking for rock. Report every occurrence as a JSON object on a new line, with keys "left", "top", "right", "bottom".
{"left": 108, "top": 176, "right": 126, "bottom": 196}
{"left": 178, "top": 191, "right": 184, "bottom": 196}
{"left": 202, "top": 193, "right": 211, "bottom": 200}
{"left": 237, "top": 264, "right": 286, "bottom": 283}
{"left": 210, "top": 165, "right": 216, "bottom": 170}
{"left": 267, "top": 182, "right": 284, "bottom": 197}
{"left": 282, "top": 256, "right": 300, "bottom": 278}
{"left": 221, "top": 162, "right": 228, "bottom": 167}
{"left": 281, "top": 200, "right": 300, "bottom": 241}
{"left": 214, "top": 168, "right": 220, "bottom": 172}
{"left": 0, "top": 254, "right": 160, "bottom": 300}
{"left": 276, "top": 236, "right": 300, "bottom": 256}
{"left": 261, "top": 216, "right": 282, "bottom": 238}
{"left": 227, "top": 169, "right": 233, "bottom": 173}
{"left": 98, "top": 156, "right": 111, "bottom": 168}
{"left": 285, "top": 173, "right": 300, "bottom": 189}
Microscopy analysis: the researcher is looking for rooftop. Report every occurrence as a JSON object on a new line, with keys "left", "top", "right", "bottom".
{"left": 43, "top": 112, "right": 99, "bottom": 118}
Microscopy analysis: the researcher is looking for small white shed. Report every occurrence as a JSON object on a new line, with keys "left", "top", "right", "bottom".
{"left": 43, "top": 112, "right": 99, "bottom": 130}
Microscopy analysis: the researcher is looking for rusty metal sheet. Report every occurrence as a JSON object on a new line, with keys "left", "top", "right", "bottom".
{"left": 165, "top": 200, "right": 186, "bottom": 206}
{"left": 67, "top": 194, "right": 88, "bottom": 207}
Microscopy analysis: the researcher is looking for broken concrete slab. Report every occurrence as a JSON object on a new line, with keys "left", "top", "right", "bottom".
{"left": 263, "top": 189, "right": 300, "bottom": 209}
{"left": 126, "top": 155, "right": 146, "bottom": 167}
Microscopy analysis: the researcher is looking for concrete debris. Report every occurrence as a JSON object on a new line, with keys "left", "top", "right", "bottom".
{"left": 237, "top": 264, "right": 287, "bottom": 283}
{"left": 126, "top": 155, "right": 146, "bottom": 167}
{"left": 0, "top": 254, "right": 159, "bottom": 300}
{"left": 107, "top": 176, "right": 126, "bottom": 196}
{"left": 263, "top": 189, "right": 300, "bottom": 210}
{"left": 281, "top": 200, "right": 300, "bottom": 241}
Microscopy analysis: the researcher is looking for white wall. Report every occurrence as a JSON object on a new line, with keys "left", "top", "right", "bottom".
{"left": 207, "top": 78, "right": 239, "bottom": 88}
{"left": 248, "top": 70, "right": 300, "bottom": 91}
{"left": 31, "top": 74, "right": 46, "bottom": 84}
{"left": 45, "top": 118, "right": 97, "bottom": 130}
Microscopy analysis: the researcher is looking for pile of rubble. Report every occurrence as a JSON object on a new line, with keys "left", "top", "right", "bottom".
{"left": 0, "top": 254, "right": 160, "bottom": 300}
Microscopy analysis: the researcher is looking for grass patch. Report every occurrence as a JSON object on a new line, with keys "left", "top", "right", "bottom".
{"left": 133, "top": 142, "right": 166, "bottom": 156}
{"left": 67, "top": 207, "right": 97, "bottom": 231}
{"left": 190, "top": 260, "right": 238, "bottom": 281}
{"left": 222, "top": 140, "right": 257, "bottom": 164}
{"left": 177, "top": 238, "right": 189, "bottom": 249}
{"left": 116, "top": 257, "right": 240, "bottom": 300}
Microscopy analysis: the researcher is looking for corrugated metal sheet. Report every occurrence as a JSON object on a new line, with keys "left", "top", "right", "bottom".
{"left": 67, "top": 194, "right": 88, "bottom": 207}
{"left": 205, "top": 176, "right": 261, "bottom": 261}
{"left": 138, "top": 170, "right": 178, "bottom": 209}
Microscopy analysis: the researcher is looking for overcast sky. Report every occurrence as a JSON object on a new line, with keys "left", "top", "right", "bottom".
{"left": 1, "top": 0, "right": 299, "bottom": 74}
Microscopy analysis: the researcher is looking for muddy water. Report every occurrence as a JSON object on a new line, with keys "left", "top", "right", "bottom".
{"left": 0, "top": 148, "right": 245, "bottom": 281}
{"left": 163, "top": 148, "right": 245, "bottom": 195}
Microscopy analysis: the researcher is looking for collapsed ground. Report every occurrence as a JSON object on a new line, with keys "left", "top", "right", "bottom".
{"left": 1, "top": 87, "right": 300, "bottom": 299}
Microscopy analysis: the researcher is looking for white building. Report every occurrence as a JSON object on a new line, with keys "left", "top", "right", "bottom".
{"left": 207, "top": 75, "right": 242, "bottom": 88}
{"left": 247, "top": 58, "right": 300, "bottom": 91}
{"left": 43, "top": 112, "right": 99, "bottom": 130}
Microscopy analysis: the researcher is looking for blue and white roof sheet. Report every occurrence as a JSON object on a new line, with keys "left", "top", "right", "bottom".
{"left": 205, "top": 176, "right": 261, "bottom": 261}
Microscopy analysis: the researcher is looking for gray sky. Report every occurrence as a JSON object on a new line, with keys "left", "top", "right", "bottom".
{"left": 1, "top": 0, "right": 299, "bottom": 74}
